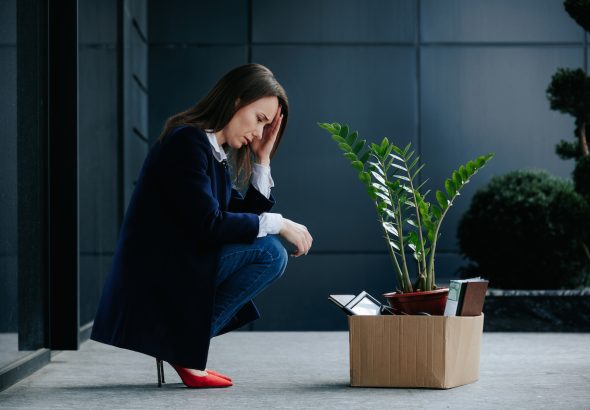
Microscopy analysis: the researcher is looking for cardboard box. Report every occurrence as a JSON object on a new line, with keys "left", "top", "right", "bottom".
{"left": 348, "top": 314, "right": 484, "bottom": 389}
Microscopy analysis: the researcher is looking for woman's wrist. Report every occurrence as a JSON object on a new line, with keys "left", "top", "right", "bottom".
{"left": 256, "top": 156, "right": 271, "bottom": 166}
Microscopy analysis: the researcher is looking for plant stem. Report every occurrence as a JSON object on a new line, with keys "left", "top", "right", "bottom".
{"left": 427, "top": 203, "right": 455, "bottom": 289}
{"left": 380, "top": 157, "right": 412, "bottom": 293}
{"left": 400, "top": 157, "right": 429, "bottom": 288}
{"left": 580, "top": 122, "right": 589, "bottom": 157}
{"left": 378, "top": 212, "right": 405, "bottom": 291}
{"left": 394, "top": 198, "right": 413, "bottom": 292}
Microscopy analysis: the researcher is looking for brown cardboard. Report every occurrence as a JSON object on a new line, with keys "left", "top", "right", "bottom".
{"left": 349, "top": 314, "right": 484, "bottom": 389}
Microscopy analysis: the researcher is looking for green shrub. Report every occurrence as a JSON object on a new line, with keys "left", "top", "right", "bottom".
{"left": 457, "top": 170, "right": 590, "bottom": 289}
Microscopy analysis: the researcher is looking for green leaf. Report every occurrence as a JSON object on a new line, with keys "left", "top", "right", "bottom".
{"left": 359, "top": 171, "right": 371, "bottom": 185}
{"left": 391, "top": 145, "right": 403, "bottom": 156}
{"left": 344, "top": 152, "right": 357, "bottom": 161}
{"left": 407, "top": 219, "right": 418, "bottom": 228}
{"left": 402, "top": 142, "right": 412, "bottom": 156}
{"left": 371, "top": 182, "right": 389, "bottom": 194}
{"left": 375, "top": 191, "right": 392, "bottom": 204}
{"left": 389, "top": 240, "right": 400, "bottom": 251}
{"left": 411, "top": 163, "right": 426, "bottom": 181}
{"left": 389, "top": 152, "right": 404, "bottom": 162}
{"left": 390, "top": 162, "right": 407, "bottom": 172}
{"left": 384, "top": 144, "right": 395, "bottom": 159}
{"left": 380, "top": 137, "right": 389, "bottom": 152}
{"left": 401, "top": 184, "right": 413, "bottom": 194}
{"left": 408, "top": 156, "right": 419, "bottom": 171}
{"left": 452, "top": 171, "right": 462, "bottom": 187}
{"left": 383, "top": 222, "right": 399, "bottom": 236}
{"left": 331, "top": 123, "right": 341, "bottom": 132}
{"left": 392, "top": 174, "right": 411, "bottom": 182}
{"left": 432, "top": 205, "right": 442, "bottom": 220}
{"left": 475, "top": 156, "right": 486, "bottom": 168}
{"left": 369, "top": 162, "right": 385, "bottom": 176}
{"left": 382, "top": 208, "right": 396, "bottom": 219}
{"left": 444, "top": 179, "right": 456, "bottom": 198}
{"left": 339, "top": 142, "right": 352, "bottom": 152}
{"left": 359, "top": 150, "right": 371, "bottom": 164}
{"left": 416, "top": 178, "right": 430, "bottom": 192}
{"left": 385, "top": 180, "right": 400, "bottom": 191}
{"left": 370, "top": 171, "right": 386, "bottom": 185}
{"left": 366, "top": 186, "right": 377, "bottom": 200}
{"left": 459, "top": 165, "right": 468, "bottom": 180}
{"left": 466, "top": 161, "right": 475, "bottom": 175}
{"left": 351, "top": 161, "right": 364, "bottom": 171}
{"left": 331, "top": 134, "right": 346, "bottom": 144}
{"left": 318, "top": 122, "right": 335, "bottom": 133}
{"left": 436, "top": 190, "right": 448, "bottom": 210}
{"left": 352, "top": 139, "right": 365, "bottom": 154}
{"left": 339, "top": 124, "right": 349, "bottom": 138}
{"left": 346, "top": 131, "right": 358, "bottom": 146}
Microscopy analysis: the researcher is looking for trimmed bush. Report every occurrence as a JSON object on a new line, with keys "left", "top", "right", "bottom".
{"left": 457, "top": 170, "right": 590, "bottom": 289}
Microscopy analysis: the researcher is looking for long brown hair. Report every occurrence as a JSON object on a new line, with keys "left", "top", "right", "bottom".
{"left": 159, "top": 63, "right": 289, "bottom": 189}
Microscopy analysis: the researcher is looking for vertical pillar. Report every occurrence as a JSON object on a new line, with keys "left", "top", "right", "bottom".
{"left": 47, "top": 0, "right": 80, "bottom": 350}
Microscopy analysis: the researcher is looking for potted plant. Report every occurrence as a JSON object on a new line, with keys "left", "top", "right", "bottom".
{"left": 318, "top": 122, "right": 494, "bottom": 314}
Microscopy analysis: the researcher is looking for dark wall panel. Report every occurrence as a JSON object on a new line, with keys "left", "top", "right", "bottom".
{"left": 0, "top": 42, "right": 17, "bottom": 331}
{"left": 78, "top": 0, "right": 121, "bottom": 329}
{"left": 0, "top": 0, "right": 16, "bottom": 45}
{"left": 148, "top": 46, "right": 246, "bottom": 142}
{"left": 149, "top": 0, "right": 247, "bottom": 44}
{"left": 253, "top": 0, "right": 416, "bottom": 43}
{"left": 421, "top": 46, "right": 582, "bottom": 252}
{"left": 127, "top": 0, "right": 147, "bottom": 37}
{"left": 253, "top": 45, "right": 417, "bottom": 252}
{"left": 421, "top": 0, "right": 584, "bottom": 43}
{"left": 123, "top": 0, "right": 150, "bottom": 209}
{"left": 80, "top": 255, "right": 113, "bottom": 325}
{"left": 79, "top": 48, "right": 119, "bottom": 255}
{"left": 78, "top": 0, "right": 117, "bottom": 45}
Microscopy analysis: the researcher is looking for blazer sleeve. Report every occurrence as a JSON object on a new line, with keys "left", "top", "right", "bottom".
{"left": 156, "top": 127, "right": 259, "bottom": 245}
{"left": 228, "top": 185, "right": 276, "bottom": 215}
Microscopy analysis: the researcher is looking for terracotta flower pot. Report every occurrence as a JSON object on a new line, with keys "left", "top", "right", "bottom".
{"left": 383, "top": 287, "right": 449, "bottom": 315}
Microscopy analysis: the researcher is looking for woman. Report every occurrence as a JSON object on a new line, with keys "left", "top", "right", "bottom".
{"left": 91, "top": 64, "right": 313, "bottom": 389}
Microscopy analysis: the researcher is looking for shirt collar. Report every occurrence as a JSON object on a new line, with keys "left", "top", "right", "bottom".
{"left": 205, "top": 130, "right": 228, "bottom": 163}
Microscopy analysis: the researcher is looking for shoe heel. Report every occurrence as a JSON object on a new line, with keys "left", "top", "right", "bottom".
{"left": 156, "top": 359, "right": 166, "bottom": 387}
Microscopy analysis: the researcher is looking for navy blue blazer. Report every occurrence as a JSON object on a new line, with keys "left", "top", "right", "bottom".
{"left": 91, "top": 125, "right": 275, "bottom": 369}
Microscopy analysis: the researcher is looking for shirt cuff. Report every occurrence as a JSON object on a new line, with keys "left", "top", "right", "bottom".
{"left": 251, "top": 163, "right": 275, "bottom": 199}
{"left": 257, "top": 213, "right": 283, "bottom": 238}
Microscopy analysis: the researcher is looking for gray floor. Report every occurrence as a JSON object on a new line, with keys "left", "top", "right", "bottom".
{"left": 0, "top": 332, "right": 589, "bottom": 409}
{"left": 0, "top": 334, "right": 31, "bottom": 370}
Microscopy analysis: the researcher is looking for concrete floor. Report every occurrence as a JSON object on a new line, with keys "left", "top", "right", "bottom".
{"left": 0, "top": 332, "right": 589, "bottom": 409}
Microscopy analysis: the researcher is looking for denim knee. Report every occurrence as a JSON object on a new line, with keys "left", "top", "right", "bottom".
{"left": 259, "top": 235, "right": 288, "bottom": 280}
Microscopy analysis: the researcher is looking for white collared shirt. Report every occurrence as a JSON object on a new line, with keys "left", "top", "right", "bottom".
{"left": 205, "top": 131, "right": 283, "bottom": 237}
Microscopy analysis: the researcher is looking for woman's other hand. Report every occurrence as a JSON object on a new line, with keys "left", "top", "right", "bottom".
{"left": 250, "top": 105, "right": 282, "bottom": 166}
{"left": 279, "top": 218, "right": 313, "bottom": 257}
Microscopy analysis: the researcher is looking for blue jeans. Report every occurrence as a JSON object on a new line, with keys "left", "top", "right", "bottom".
{"left": 210, "top": 235, "right": 288, "bottom": 338}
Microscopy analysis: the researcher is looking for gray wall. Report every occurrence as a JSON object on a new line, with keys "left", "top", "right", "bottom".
{"left": 0, "top": 0, "right": 17, "bottom": 332}
{"left": 148, "top": 0, "right": 585, "bottom": 330}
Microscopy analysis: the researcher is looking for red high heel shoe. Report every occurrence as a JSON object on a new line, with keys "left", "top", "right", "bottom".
{"left": 156, "top": 359, "right": 232, "bottom": 388}
{"left": 206, "top": 369, "right": 232, "bottom": 382}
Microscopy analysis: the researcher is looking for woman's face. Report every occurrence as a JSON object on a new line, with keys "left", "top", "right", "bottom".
{"left": 220, "top": 96, "right": 279, "bottom": 149}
